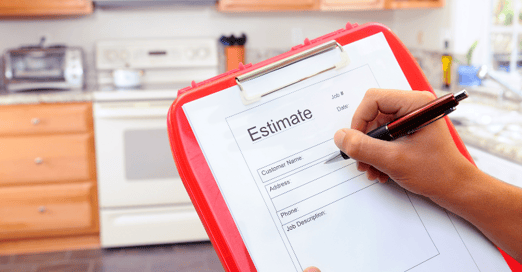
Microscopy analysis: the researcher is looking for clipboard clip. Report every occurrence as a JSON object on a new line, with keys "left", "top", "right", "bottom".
{"left": 236, "top": 40, "right": 350, "bottom": 105}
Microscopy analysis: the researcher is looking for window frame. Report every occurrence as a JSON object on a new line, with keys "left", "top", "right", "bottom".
{"left": 488, "top": 0, "right": 522, "bottom": 75}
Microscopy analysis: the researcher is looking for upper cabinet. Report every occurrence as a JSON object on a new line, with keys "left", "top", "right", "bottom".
{"left": 321, "top": 0, "right": 385, "bottom": 11}
{"left": 0, "top": 0, "right": 93, "bottom": 17}
{"left": 218, "top": 0, "right": 444, "bottom": 11}
{"left": 218, "top": 0, "right": 319, "bottom": 11}
{"left": 385, "top": 0, "right": 444, "bottom": 9}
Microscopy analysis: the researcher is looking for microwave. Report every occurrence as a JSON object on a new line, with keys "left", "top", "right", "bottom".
{"left": 3, "top": 46, "right": 85, "bottom": 92}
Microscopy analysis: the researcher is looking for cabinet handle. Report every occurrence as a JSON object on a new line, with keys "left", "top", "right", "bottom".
{"left": 34, "top": 157, "right": 43, "bottom": 164}
{"left": 31, "top": 118, "right": 40, "bottom": 125}
{"left": 38, "top": 206, "right": 47, "bottom": 213}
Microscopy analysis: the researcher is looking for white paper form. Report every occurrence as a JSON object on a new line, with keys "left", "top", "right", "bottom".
{"left": 183, "top": 33, "right": 511, "bottom": 272}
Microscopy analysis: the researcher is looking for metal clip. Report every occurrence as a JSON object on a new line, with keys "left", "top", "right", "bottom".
{"left": 236, "top": 40, "right": 350, "bottom": 105}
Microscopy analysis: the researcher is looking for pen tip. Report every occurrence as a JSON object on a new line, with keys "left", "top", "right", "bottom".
{"left": 324, "top": 153, "right": 343, "bottom": 164}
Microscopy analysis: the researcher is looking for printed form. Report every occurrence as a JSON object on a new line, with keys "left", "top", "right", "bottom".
{"left": 183, "top": 33, "right": 510, "bottom": 272}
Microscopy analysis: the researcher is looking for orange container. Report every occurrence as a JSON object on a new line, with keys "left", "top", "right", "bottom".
{"left": 225, "top": 45, "right": 245, "bottom": 71}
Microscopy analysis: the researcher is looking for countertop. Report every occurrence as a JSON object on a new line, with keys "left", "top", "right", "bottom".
{"left": 0, "top": 89, "right": 93, "bottom": 105}
{"left": 435, "top": 88, "right": 522, "bottom": 166}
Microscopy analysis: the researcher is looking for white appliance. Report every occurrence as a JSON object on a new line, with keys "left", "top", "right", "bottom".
{"left": 93, "top": 38, "right": 218, "bottom": 247}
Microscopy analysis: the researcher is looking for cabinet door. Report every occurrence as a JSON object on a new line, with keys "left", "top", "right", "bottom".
{"left": 0, "top": 0, "right": 93, "bottom": 16}
{"left": 219, "top": 0, "right": 319, "bottom": 11}
{"left": 0, "top": 134, "right": 95, "bottom": 185}
{"left": 0, "top": 103, "right": 92, "bottom": 136}
{"left": 0, "top": 182, "right": 98, "bottom": 240}
{"left": 386, "top": 0, "right": 444, "bottom": 9}
{"left": 321, "top": 0, "right": 385, "bottom": 10}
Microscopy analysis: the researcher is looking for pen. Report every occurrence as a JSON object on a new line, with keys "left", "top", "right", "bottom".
{"left": 324, "top": 90, "right": 469, "bottom": 164}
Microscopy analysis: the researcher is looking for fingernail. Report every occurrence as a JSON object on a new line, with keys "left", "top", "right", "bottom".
{"left": 333, "top": 129, "right": 346, "bottom": 149}
{"left": 303, "top": 267, "right": 321, "bottom": 272}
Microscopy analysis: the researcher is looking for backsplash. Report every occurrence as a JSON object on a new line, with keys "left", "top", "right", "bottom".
{"left": 410, "top": 48, "right": 465, "bottom": 91}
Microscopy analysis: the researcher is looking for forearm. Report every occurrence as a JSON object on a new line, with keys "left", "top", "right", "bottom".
{"left": 430, "top": 164, "right": 522, "bottom": 263}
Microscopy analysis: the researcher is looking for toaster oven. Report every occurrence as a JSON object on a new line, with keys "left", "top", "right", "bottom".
{"left": 3, "top": 46, "right": 84, "bottom": 92}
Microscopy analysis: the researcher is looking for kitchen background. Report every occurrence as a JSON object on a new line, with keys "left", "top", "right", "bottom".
{"left": 0, "top": 0, "right": 486, "bottom": 89}
{"left": 1, "top": 0, "right": 521, "bottom": 271}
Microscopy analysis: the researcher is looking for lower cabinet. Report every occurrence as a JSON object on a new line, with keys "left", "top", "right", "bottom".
{"left": 0, "top": 134, "right": 94, "bottom": 186}
{"left": 0, "top": 102, "right": 99, "bottom": 254}
{"left": 0, "top": 183, "right": 97, "bottom": 240}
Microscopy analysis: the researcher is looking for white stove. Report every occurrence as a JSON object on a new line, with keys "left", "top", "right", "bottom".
{"left": 93, "top": 38, "right": 218, "bottom": 247}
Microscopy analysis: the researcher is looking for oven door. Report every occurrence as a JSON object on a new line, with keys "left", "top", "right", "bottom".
{"left": 94, "top": 100, "right": 190, "bottom": 208}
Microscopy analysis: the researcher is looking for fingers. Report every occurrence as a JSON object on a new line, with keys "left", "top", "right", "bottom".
{"left": 351, "top": 89, "right": 436, "bottom": 133}
{"left": 366, "top": 165, "right": 381, "bottom": 180}
{"left": 357, "top": 162, "right": 389, "bottom": 183}
{"left": 366, "top": 112, "right": 395, "bottom": 132}
{"left": 334, "top": 128, "right": 398, "bottom": 174}
{"left": 357, "top": 161, "right": 370, "bottom": 172}
{"left": 303, "top": 267, "right": 321, "bottom": 272}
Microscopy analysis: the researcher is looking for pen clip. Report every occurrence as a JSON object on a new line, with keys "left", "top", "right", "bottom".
{"left": 406, "top": 107, "right": 456, "bottom": 135}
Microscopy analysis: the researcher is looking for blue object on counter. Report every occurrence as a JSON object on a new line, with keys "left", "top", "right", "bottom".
{"left": 458, "top": 65, "right": 482, "bottom": 86}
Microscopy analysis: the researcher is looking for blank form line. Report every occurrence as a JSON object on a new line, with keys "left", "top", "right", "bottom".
{"left": 447, "top": 211, "right": 481, "bottom": 272}
{"left": 281, "top": 177, "right": 375, "bottom": 226}
{"left": 270, "top": 161, "right": 355, "bottom": 199}
{"left": 258, "top": 139, "right": 335, "bottom": 184}
{"left": 262, "top": 152, "right": 340, "bottom": 186}
{"left": 277, "top": 172, "right": 367, "bottom": 213}
{"left": 405, "top": 191, "right": 440, "bottom": 254}
{"left": 404, "top": 253, "right": 440, "bottom": 272}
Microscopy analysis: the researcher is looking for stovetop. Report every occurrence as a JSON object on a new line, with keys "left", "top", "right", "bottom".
{"left": 94, "top": 37, "right": 219, "bottom": 102}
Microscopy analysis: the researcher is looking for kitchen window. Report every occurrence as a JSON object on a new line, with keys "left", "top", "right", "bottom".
{"left": 490, "top": 0, "right": 522, "bottom": 74}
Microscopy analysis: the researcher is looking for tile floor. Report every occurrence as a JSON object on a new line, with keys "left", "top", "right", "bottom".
{"left": 0, "top": 241, "right": 225, "bottom": 272}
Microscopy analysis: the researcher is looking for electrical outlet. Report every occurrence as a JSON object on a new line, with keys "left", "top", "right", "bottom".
{"left": 417, "top": 31, "right": 424, "bottom": 46}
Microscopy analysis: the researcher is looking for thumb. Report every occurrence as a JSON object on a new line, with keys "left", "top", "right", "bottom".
{"left": 334, "top": 128, "right": 397, "bottom": 172}
{"left": 303, "top": 267, "right": 321, "bottom": 272}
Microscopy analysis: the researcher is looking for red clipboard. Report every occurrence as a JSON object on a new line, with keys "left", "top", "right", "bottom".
{"left": 167, "top": 22, "right": 521, "bottom": 272}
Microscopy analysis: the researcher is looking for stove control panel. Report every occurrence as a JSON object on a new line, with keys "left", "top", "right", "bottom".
{"left": 95, "top": 38, "right": 218, "bottom": 70}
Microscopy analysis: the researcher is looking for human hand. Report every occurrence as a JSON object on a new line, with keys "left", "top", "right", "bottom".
{"left": 303, "top": 266, "right": 321, "bottom": 272}
{"left": 334, "top": 89, "right": 477, "bottom": 201}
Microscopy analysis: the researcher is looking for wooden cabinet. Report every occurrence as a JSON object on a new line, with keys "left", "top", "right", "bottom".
{"left": 320, "top": 0, "right": 443, "bottom": 10}
{"left": 385, "top": 0, "right": 444, "bottom": 9}
{"left": 0, "top": 134, "right": 94, "bottom": 185}
{"left": 0, "top": 102, "right": 99, "bottom": 252}
{"left": 321, "top": 0, "right": 385, "bottom": 10}
{"left": 0, "top": 183, "right": 96, "bottom": 240}
{"left": 0, "top": 103, "right": 91, "bottom": 136}
{"left": 218, "top": 0, "right": 444, "bottom": 11}
{"left": 0, "top": 0, "right": 93, "bottom": 17}
{"left": 218, "top": 0, "right": 319, "bottom": 11}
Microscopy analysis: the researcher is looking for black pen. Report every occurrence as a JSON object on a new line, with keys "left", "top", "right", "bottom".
{"left": 324, "top": 90, "right": 469, "bottom": 164}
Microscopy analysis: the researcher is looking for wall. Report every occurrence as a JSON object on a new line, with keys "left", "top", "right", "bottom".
{"left": 393, "top": 3, "right": 452, "bottom": 52}
{"left": 393, "top": 0, "right": 490, "bottom": 64}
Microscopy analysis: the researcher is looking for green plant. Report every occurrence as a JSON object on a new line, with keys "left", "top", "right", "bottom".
{"left": 465, "top": 41, "right": 479, "bottom": 66}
